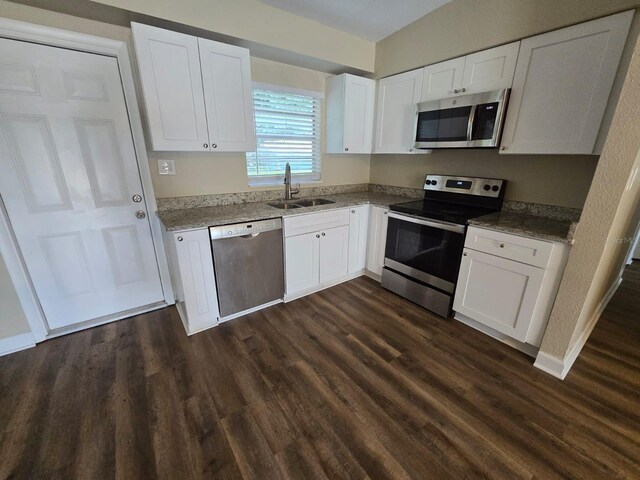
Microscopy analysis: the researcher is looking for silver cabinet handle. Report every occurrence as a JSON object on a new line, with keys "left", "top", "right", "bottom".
{"left": 132, "top": 194, "right": 142, "bottom": 203}
{"left": 321, "top": 232, "right": 326, "bottom": 237}
{"left": 203, "top": 143, "right": 208, "bottom": 149}
{"left": 135, "top": 210, "right": 146, "bottom": 219}
{"left": 177, "top": 236, "right": 183, "bottom": 242}
{"left": 452, "top": 88, "right": 466, "bottom": 94}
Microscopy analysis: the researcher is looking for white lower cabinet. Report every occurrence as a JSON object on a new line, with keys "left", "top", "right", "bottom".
{"left": 284, "top": 208, "right": 366, "bottom": 300}
{"left": 164, "top": 228, "right": 220, "bottom": 335}
{"left": 453, "top": 227, "right": 570, "bottom": 351}
{"left": 366, "top": 206, "right": 389, "bottom": 277}
{"left": 348, "top": 206, "right": 369, "bottom": 274}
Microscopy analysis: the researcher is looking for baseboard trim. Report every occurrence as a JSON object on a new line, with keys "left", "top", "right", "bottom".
{"left": 0, "top": 332, "right": 35, "bottom": 357}
{"left": 534, "top": 276, "right": 623, "bottom": 380}
{"left": 284, "top": 271, "right": 364, "bottom": 302}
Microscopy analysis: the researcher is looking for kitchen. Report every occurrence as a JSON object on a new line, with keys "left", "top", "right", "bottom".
{"left": 0, "top": 0, "right": 639, "bottom": 478}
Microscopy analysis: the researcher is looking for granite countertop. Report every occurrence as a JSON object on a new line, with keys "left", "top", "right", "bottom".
{"left": 157, "top": 191, "right": 420, "bottom": 231}
{"left": 469, "top": 211, "right": 578, "bottom": 244}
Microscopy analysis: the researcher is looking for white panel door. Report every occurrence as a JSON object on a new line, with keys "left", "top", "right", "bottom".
{"left": 131, "top": 23, "right": 210, "bottom": 151}
{"left": 500, "top": 11, "right": 633, "bottom": 154}
{"left": 198, "top": 38, "right": 256, "bottom": 152}
{"left": 366, "top": 206, "right": 389, "bottom": 276}
{"left": 285, "top": 232, "right": 320, "bottom": 295}
{"left": 453, "top": 249, "right": 545, "bottom": 342}
{"left": 319, "top": 225, "right": 349, "bottom": 284}
{"left": 343, "top": 74, "right": 375, "bottom": 153}
{"left": 461, "top": 42, "right": 519, "bottom": 93}
{"left": 420, "top": 57, "right": 465, "bottom": 101}
{"left": 173, "top": 230, "right": 219, "bottom": 330}
{"left": 374, "top": 69, "right": 423, "bottom": 154}
{"left": 0, "top": 38, "right": 164, "bottom": 330}
{"left": 348, "top": 206, "right": 369, "bottom": 274}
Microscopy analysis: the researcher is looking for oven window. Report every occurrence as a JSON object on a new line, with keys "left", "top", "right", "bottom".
{"left": 416, "top": 106, "right": 471, "bottom": 142}
{"left": 385, "top": 216, "right": 465, "bottom": 287}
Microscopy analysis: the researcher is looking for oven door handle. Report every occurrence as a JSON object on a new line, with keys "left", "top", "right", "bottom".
{"left": 388, "top": 212, "right": 466, "bottom": 234}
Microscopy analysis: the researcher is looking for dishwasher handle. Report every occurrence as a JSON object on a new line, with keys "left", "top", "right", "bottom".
{"left": 210, "top": 217, "right": 282, "bottom": 240}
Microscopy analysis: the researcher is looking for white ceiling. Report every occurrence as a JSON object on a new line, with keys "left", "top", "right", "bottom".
{"left": 259, "top": 0, "right": 452, "bottom": 42}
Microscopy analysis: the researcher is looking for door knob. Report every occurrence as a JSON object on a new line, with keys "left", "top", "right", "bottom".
{"left": 135, "top": 210, "right": 146, "bottom": 219}
{"left": 132, "top": 194, "right": 142, "bottom": 203}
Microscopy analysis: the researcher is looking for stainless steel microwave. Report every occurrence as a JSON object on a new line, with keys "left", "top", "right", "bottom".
{"left": 414, "top": 89, "right": 510, "bottom": 149}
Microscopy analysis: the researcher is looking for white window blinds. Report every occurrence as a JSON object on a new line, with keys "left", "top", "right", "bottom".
{"left": 246, "top": 84, "right": 322, "bottom": 186}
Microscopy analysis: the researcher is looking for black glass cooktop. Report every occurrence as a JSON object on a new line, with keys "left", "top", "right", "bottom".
{"left": 390, "top": 199, "right": 499, "bottom": 225}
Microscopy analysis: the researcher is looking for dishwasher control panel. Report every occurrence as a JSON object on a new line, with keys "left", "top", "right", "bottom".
{"left": 210, "top": 218, "right": 282, "bottom": 240}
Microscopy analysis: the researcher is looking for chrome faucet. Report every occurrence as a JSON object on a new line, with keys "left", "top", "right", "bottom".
{"left": 284, "top": 162, "right": 300, "bottom": 200}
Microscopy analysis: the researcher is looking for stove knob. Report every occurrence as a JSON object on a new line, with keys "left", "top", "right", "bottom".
{"left": 432, "top": 180, "right": 438, "bottom": 186}
{"left": 492, "top": 185, "right": 500, "bottom": 192}
{"left": 483, "top": 184, "right": 491, "bottom": 191}
{"left": 425, "top": 180, "right": 432, "bottom": 185}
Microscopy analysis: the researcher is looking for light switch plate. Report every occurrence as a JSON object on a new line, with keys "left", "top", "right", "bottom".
{"left": 158, "top": 159, "right": 175, "bottom": 175}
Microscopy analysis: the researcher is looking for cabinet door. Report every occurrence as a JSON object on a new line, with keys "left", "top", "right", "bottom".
{"left": 198, "top": 38, "right": 256, "bottom": 152}
{"left": 420, "top": 57, "right": 465, "bottom": 101}
{"left": 173, "top": 230, "right": 220, "bottom": 331}
{"left": 319, "top": 225, "right": 350, "bottom": 284}
{"left": 374, "top": 69, "right": 423, "bottom": 153}
{"left": 343, "top": 74, "right": 375, "bottom": 153}
{"left": 131, "top": 23, "right": 209, "bottom": 151}
{"left": 500, "top": 11, "right": 632, "bottom": 154}
{"left": 348, "top": 206, "right": 369, "bottom": 274}
{"left": 366, "top": 207, "right": 389, "bottom": 276}
{"left": 285, "top": 232, "right": 320, "bottom": 295}
{"left": 453, "top": 249, "right": 545, "bottom": 342}
{"left": 461, "top": 42, "right": 519, "bottom": 94}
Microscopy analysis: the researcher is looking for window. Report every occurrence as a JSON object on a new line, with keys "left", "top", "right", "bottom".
{"left": 246, "top": 83, "right": 322, "bottom": 186}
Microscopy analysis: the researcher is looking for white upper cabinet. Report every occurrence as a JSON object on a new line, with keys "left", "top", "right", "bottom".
{"left": 374, "top": 68, "right": 424, "bottom": 154}
{"left": 131, "top": 23, "right": 255, "bottom": 152}
{"left": 326, "top": 74, "right": 376, "bottom": 154}
{"left": 500, "top": 11, "right": 633, "bottom": 155}
{"left": 420, "top": 43, "right": 519, "bottom": 102}
{"left": 420, "top": 57, "right": 465, "bottom": 101}
{"left": 198, "top": 38, "right": 256, "bottom": 152}
{"left": 132, "top": 23, "right": 209, "bottom": 152}
{"left": 461, "top": 42, "right": 520, "bottom": 94}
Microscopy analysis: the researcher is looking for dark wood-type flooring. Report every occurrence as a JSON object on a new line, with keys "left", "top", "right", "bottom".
{"left": 1, "top": 263, "right": 639, "bottom": 479}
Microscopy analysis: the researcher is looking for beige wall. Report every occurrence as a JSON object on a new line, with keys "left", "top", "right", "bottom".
{"left": 0, "top": 254, "right": 31, "bottom": 339}
{"left": 90, "top": 0, "right": 375, "bottom": 73}
{"left": 370, "top": 151, "right": 598, "bottom": 208}
{"left": 148, "top": 57, "right": 371, "bottom": 198}
{"left": 540, "top": 33, "right": 640, "bottom": 360}
{"left": 375, "top": 0, "right": 640, "bottom": 78}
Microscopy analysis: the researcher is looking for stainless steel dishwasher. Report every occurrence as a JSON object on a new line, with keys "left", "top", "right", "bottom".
{"left": 209, "top": 218, "right": 284, "bottom": 318}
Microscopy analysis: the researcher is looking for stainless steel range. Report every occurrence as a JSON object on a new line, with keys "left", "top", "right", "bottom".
{"left": 382, "top": 174, "right": 506, "bottom": 317}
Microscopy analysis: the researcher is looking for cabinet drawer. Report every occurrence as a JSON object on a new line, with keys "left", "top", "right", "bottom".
{"left": 284, "top": 209, "right": 350, "bottom": 238}
{"left": 465, "top": 227, "right": 554, "bottom": 268}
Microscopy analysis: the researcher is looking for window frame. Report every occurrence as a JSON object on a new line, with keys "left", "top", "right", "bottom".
{"left": 246, "top": 82, "right": 323, "bottom": 187}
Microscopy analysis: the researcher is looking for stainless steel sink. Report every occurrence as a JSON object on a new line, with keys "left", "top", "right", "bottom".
{"left": 268, "top": 198, "right": 335, "bottom": 209}
{"left": 294, "top": 198, "right": 336, "bottom": 207}
{"left": 268, "top": 202, "right": 302, "bottom": 210}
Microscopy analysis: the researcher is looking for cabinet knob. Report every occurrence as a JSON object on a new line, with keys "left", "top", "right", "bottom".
{"left": 500, "top": 244, "right": 505, "bottom": 248}
{"left": 409, "top": 148, "right": 413, "bottom": 152}
{"left": 383, "top": 211, "right": 388, "bottom": 215}
{"left": 351, "top": 210, "right": 355, "bottom": 214}
{"left": 132, "top": 194, "right": 142, "bottom": 203}
{"left": 177, "top": 236, "right": 183, "bottom": 242}
{"left": 316, "top": 234, "right": 320, "bottom": 238}
{"left": 135, "top": 210, "right": 146, "bottom": 219}
{"left": 203, "top": 143, "right": 208, "bottom": 149}
{"left": 463, "top": 252, "right": 467, "bottom": 256}
{"left": 344, "top": 147, "right": 349, "bottom": 152}
{"left": 500, "top": 146, "right": 506, "bottom": 151}
{"left": 212, "top": 143, "right": 217, "bottom": 149}
{"left": 321, "top": 232, "right": 326, "bottom": 237}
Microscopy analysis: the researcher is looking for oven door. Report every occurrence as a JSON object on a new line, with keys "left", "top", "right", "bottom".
{"left": 384, "top": 212, "right": 466, "bottom": 293}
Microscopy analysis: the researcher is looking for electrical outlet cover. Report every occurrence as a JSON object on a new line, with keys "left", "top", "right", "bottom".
{"left": 158, "top": 159, "right": 176, "bottom": 175}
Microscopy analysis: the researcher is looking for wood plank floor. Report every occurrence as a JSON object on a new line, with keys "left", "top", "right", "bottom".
{"left": 1, "top": 263, "right": 639, "bottom": 479}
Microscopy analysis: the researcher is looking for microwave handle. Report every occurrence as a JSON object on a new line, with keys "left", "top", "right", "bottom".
{"left": 466, "top": 104, "right": 477, "bottom": 141}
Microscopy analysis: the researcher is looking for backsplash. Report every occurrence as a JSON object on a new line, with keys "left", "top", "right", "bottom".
{"left": 502, "top": 200, "right": 582, "bottom": 222}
